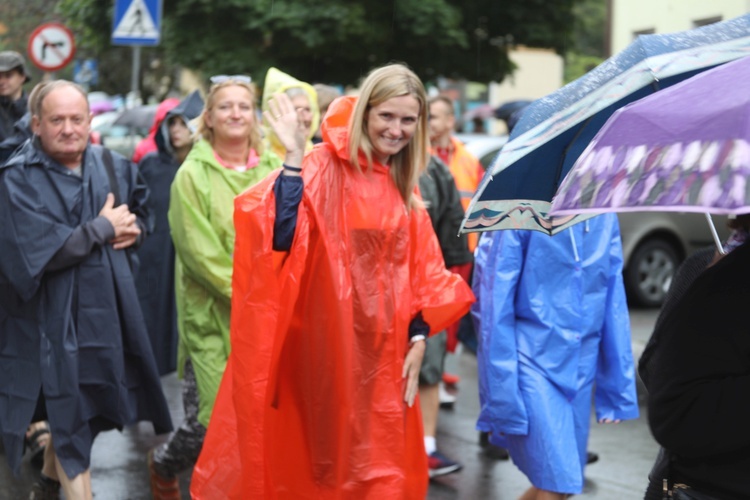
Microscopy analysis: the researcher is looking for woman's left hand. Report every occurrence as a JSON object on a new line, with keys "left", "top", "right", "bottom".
{"left": 403, "top": 340, "right": 426, "bottom": 407}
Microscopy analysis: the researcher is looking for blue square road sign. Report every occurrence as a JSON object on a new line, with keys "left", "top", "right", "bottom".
{"left": 112, "top": 0, "right": 162, "bottom": 46}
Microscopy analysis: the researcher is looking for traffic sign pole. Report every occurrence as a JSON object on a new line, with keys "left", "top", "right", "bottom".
{"left": 131, "top": 46, "right": 141, "bottom": 106}
{"left": 112, "top": 0, "right": 162, "bottom": 107}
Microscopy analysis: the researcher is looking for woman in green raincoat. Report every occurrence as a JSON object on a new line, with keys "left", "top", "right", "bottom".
{"left": 262, "top": 67, "right": 320, "bottom": 160}
{"left": 147, "top": 75, "right": 286, "bottom": 499}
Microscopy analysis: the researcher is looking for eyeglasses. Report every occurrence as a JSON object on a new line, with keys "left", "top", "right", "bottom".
{"left": 210, "top": 74, "right": 252, "bottom": 85}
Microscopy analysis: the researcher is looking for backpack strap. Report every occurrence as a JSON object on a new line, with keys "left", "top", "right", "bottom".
{"left": 101, "top": 147, "right": 121, "bottom": 206}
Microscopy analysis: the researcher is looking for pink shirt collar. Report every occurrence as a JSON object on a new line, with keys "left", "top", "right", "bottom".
{"left": 213, "top": 148, "right": 260, "bottom": 172}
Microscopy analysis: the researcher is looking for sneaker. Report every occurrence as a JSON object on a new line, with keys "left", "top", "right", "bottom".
{"left": 586, "top": 451, "right": 599, "bottom": 465}
{"left": 478, "top": 431, "right": 510, "bottom": 460}
{"left": 438, "top": 384, "right": 456, "bottom": 409}
{"left": 428, "top": 450, "right": 463, "bottom": 478}
{"left": 28, "top": 474, "right": 60, "bottom": 500}
{"left": 442, "top": 372, "right": 460, "bottom": 386}
{"left": 148, "top": 448, "right": 181, "bottom": 500}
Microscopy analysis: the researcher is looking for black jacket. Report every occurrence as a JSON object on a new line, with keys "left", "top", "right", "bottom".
{"left": 645, "top": 242, "right": 750, "bottom": 499}
{"left": 0, "top": 93, "right": 27, "bottom": 142}
{"left": 418, "top": 156, "right": 472, "bottom": 268}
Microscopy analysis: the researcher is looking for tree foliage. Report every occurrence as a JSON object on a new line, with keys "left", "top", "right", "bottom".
{"left": 56, "top": 0, "right": 579, "bottom": 93}
{"left": 564, "top": 0, "right": 606, "bottom": 82}
{"left": 0, "top": 0, "right": 66, "bottom": 80}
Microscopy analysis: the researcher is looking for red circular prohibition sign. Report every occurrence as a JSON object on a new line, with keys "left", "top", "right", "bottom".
{"left": 27, "top": 22, "right": 76, "bottom": 72}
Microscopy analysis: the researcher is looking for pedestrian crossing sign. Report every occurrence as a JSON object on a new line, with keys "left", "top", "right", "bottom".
{"left": 112, "top": 0, "right": 162, "bottom": 46}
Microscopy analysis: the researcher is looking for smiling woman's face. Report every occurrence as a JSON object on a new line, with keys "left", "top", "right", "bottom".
{"left": 365, "top": 94, "right": 420, "bottom": 164}
{"left": 204, "top": 85, "right": 255, "bottom": 143}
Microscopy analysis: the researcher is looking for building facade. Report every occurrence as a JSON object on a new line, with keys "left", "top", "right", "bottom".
{"left": 610, "top": 0, "right": 750, "bottom": 53}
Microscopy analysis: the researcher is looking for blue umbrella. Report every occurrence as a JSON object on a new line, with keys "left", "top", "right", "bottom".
{"left": 493, "top": 99, "right": 532, "bottom": 121}
{"left": 461, "top": 13, "right": 750, "bottom": 235}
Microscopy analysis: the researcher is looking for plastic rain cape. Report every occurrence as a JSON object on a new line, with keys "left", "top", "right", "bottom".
{"left": 191, "top": 96, "right": 474, "bottom": 499}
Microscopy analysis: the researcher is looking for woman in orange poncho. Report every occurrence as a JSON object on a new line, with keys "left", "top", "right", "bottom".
{"left": 191, "top": 64, "right": 474, "bottom": 499}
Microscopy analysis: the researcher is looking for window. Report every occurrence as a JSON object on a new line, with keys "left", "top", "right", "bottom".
{"left": 693, "top": 17, "right": 722, "bottom": 28}
{"left": 633, "top": 28, "right": 655, "bottom": 40}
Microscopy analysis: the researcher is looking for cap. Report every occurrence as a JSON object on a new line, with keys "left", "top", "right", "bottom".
{"left": 0, "top": 51, "right": 31, "bottom": 83}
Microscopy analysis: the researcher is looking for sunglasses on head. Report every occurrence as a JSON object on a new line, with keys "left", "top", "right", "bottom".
{"left": 210, "top": 74, "right": 252, "bottom": 85}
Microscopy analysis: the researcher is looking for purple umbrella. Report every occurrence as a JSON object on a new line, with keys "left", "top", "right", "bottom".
{"left": 90, "top": 100, "right": 115, "bottom": 116}
{"left": 552, "top": 55, "right": 750, "bottom": 218}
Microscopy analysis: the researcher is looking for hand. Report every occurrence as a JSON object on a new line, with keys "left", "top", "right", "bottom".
{"left": 99, "top": 193, "right": 142, "bottom": 249}
{"left": 402, "top": 340, "right": 426, "bottom": 407}
{"left": 264, "top": 93, "right": 307, "bottom": 169}
{"left": 110, "top": 231, "right": 140, "bottom": 250}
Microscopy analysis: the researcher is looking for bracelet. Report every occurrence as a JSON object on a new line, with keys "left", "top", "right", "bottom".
{"left": 409, "top": 334, "right": 426, "bottom": 345}
{"left": 282, "top": 164, "right": 302, "bottom": 172}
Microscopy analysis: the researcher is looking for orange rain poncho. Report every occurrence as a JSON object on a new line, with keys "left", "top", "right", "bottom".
{"left": 191, "top": 96, "right": 474, "bottom": 499}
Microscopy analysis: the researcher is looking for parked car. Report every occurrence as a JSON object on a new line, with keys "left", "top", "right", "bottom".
{"left": 456, "top": 134, "right": 729, "bottom": 308}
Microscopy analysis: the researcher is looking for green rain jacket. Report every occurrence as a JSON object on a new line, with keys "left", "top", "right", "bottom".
{"left": 168, "top": 139, "right": 281, "bottom": 426}
{"left": 262, "top": 67, "right": 320, "bottom": 160}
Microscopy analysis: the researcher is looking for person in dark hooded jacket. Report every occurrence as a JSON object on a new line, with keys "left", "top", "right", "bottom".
{"left": 0, "top": 80, "right": 173, "bottom": 499}
{"left": 135, "top": 90, "right": 204, "bottom": 376}
{"left": 0, "top": 51, "right": 31, "bottom": 142}
{"left": 132, "top": 97, "right": 181, "bottom": 164}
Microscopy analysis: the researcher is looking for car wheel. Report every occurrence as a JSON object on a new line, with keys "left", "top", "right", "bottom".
{"left": 624, "top": 238, "right": 680, "bottom": 308}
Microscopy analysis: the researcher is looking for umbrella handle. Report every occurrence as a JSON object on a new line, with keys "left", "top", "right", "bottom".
{"left": 705, "top": 212, "right": 726, "bottom": 255}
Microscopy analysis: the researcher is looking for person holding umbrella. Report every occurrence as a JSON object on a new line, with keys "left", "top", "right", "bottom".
{"left": 472, "top": 214, "right": 639, "bottom": 499}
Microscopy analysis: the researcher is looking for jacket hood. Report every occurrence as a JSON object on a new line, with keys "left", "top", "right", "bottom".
{"left": 261, "top": 67, "right": 319, "bottom": 158}
{"left": 149, "top": 98, "right": 180, "bottom": 137}
{"left": 156, "top": 90, "right": 205, "bottom": 156}
{"left": 320, "top": 95, "right": 355, "bottom": 162}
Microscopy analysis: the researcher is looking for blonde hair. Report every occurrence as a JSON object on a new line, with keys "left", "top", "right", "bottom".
{"left": 348, "top": 64, "right": 428, "bottom": 210}
{"left": 196, "top": 79, "right": 263, "bottom": 153}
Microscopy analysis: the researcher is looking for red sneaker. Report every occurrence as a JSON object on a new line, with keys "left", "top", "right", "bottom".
{"left": 428, "top": 450, "right": 463, "bottom": 478}
{"left": 442, "top": 372, "right": 460, "bottom": 386}
{"left": 148, "top": 449, "right": 181, "bottom": 500}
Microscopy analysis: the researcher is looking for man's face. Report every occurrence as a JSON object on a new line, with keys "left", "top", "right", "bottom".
{"left": 31, "top": 86, "right": 91, "bottom": 169}
{"left": 0, "top": 69, "right": 26, "bottom": 101}
{"left": 428, "top": 100, "right": 455, "bottom": 143}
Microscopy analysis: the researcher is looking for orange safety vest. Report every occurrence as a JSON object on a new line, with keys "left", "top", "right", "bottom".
{"left": 432, "top": 136, "right": 484, "bottom": 252}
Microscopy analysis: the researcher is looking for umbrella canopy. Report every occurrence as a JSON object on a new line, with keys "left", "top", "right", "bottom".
{"left": 113, "top": 104, "right": 159, "bottom": 131}
{"left": 462, "top": 13, "right": 750, "bottom": 235}
{"left": 551, "top": 55, "right": 750, "bottom": 217}
{"left": 493, "top": 99, "right": 532, "bottom": 121}
{"left": 463, "top": 103, "right": 495, "bottom": 121}
{"left": 90, "top": 100, "right": 115, "bottom": 116}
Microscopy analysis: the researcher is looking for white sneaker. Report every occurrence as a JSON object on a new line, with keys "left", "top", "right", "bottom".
{"left": 439, "top": 383, "right": 456, "bottom": 408}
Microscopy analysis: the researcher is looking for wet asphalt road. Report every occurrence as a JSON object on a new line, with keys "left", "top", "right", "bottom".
{"left": 0, "top": 308, "right": 660, "bottom": 499}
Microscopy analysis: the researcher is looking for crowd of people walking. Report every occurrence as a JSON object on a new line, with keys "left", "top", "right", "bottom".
{"left": 0, "top": 46, "right": 747, "bottom": 500}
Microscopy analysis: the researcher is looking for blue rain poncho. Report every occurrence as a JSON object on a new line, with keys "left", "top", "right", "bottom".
{"left": 472, "top": 214, "right": 639, "bottom": 494}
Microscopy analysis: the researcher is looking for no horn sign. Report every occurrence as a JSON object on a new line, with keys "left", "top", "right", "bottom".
{"left": 28, "top": 23, "right": 76, "bottom": 72}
